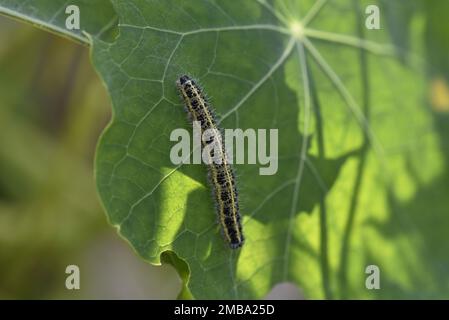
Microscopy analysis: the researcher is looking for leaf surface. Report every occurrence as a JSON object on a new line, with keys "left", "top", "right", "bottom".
{"left": 93, "top": 0, "right": 448, "bottom": 299}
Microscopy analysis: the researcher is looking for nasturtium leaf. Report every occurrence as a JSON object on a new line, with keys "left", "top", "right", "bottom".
{"left": 91, "top": 0, "right": 448, "bottom": 299}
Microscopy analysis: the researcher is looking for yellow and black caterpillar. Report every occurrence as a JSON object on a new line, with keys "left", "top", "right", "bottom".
{"left": 176, "top": 75, "right": 244, "bottom": 249}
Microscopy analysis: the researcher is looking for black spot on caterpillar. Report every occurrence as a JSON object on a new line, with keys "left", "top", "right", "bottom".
{"left": 176, "top": 75, "right": 244, "bottom": 249}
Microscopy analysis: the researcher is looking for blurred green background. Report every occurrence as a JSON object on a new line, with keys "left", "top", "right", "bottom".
{"left": 0, "top": 0, "right": 448, "bottom": 299}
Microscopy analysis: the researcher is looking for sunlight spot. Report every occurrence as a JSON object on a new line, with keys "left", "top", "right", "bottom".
{"left": 430, "top": 76, "right": 449, "bottom": 112}
{"left": 289, "top": 20, "right": 304, "bottom": 39}
{"left": 393, "top": 158, "right": 417, "bottom": 203}
{"left": 236, "top": 217, "right": 277, "bottom": 295}
{"left": 157, "top": 168, "right": 203, "bottom": 246}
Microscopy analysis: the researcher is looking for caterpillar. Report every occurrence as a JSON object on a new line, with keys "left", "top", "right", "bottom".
{"left": 176, "top": 75, "right": 244, "bottom": 249}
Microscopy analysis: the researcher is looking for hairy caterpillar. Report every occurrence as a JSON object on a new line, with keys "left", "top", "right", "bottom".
{"left": 176, "top": 75, "right": 244, "bottom": 249}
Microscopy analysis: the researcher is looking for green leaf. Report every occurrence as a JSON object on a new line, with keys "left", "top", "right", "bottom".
{"left": 0, "top": 0, "right": 118, "bottom": 44}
